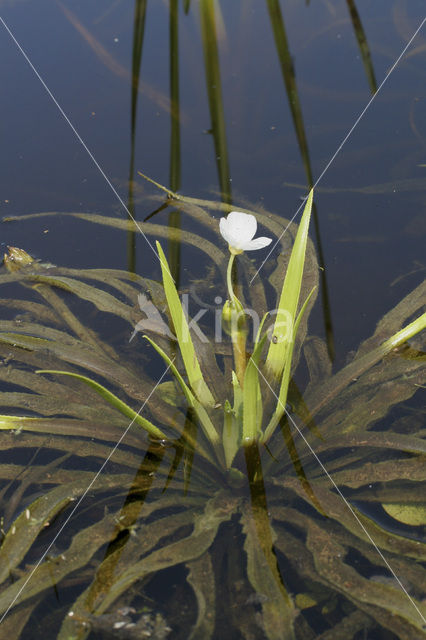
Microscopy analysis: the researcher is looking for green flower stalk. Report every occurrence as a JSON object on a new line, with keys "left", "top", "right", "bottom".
{"left": 220, "top": 211, "right": 272, "bottom": 386}
{"left": 223, "top": 253, "right": 246, "bottom": 386}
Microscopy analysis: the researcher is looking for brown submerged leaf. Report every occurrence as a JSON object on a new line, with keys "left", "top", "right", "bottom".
{"left": 1, "top": 193, "right": 425, "bottom": 639}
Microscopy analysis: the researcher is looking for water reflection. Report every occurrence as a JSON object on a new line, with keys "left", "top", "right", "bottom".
{"left": 127, "top": 0, "right": 147, "bottom": 273}
{"left": 199, "top": 0, "right": 232, "bottom": 205}
{"left": 346, "top": 0, "right": 377, "bottom": 94}
{"left": 168, "top": 0, "right": 182, "bottom": 286}
{"left": 265, "top": 0, "right": 336, "bottom": 360}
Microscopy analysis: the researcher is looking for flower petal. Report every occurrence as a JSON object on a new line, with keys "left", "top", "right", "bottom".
{"left": 220, "top": 211, "right": 272, "bottom": 253}
{"left": 219, "top": 217, "right": 234, "bottom": 246}
{"left": 225, "top": 211, "right": 257, "bottom": 249}
{"left": 243, "top": 236, "right": 273, "bottom": 251}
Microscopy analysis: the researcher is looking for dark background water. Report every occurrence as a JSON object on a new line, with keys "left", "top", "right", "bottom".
{"left": 0, "top": 2, "right": 425, "bottom": 638}
{"left": 0, "top": 0, "right": 425, "bottom": 371}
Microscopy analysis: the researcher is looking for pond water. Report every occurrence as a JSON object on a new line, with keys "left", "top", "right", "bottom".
{"left": 0, "top": 1, "right": 425, "bottom": 639}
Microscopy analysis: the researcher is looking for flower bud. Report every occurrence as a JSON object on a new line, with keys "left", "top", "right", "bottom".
{"left": 222, "top": 297, "right": 247, "bottom": 337}
{"left": 222, "top": 299, "right": 233, "bottom": 324}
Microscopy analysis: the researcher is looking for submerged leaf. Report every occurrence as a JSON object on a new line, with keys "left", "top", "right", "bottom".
{"left": 75, "top": 492, "right": 238, "bottom": 620}
{"left": 306, "top": 519, "right": 426, "bottom": 638}
{"left": 382, "top": 503, "right": 426, "bottom": 526}
{"left": 187, "top": 553, "right": 216, "bottom": 640}
{"left": 241, "top": 508, "right": 296, "bottom": 640}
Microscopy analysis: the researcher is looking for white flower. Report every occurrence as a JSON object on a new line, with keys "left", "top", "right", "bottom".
{"left": 219, "top": 211, "right": 272, "bottom": 254}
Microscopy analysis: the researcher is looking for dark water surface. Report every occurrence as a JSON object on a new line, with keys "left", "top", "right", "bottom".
{"left": 1, "top": 0, "right": 424, "bottom": 355}
{"left": 0, "top": 1, "right": 425, "bottom": 639}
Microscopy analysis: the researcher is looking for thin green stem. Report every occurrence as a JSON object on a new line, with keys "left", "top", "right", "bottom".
{"left": 225, "top": 253, "right": 247, "bottom": 386}
{"left": 226, "top": 253, "right": 236, "bottom": 301}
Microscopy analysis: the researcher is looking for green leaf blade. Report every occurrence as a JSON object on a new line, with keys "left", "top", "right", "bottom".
{"left": 156, "top": 241, "right": 215, "bottom": 407}
{"left": 243, "top": 336, "right": 267, "bottom": 444}
{"left": 143, "top": 336, "right": 220, "bottom": 460}
{"left": 265, "top": 190, "right": 313, "bottom": 380}
{"left": 263, "top": 286, "right": 317, "bottom": 443}
{"left": 36, "top": 370, "right": 166, "bottom": 440}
